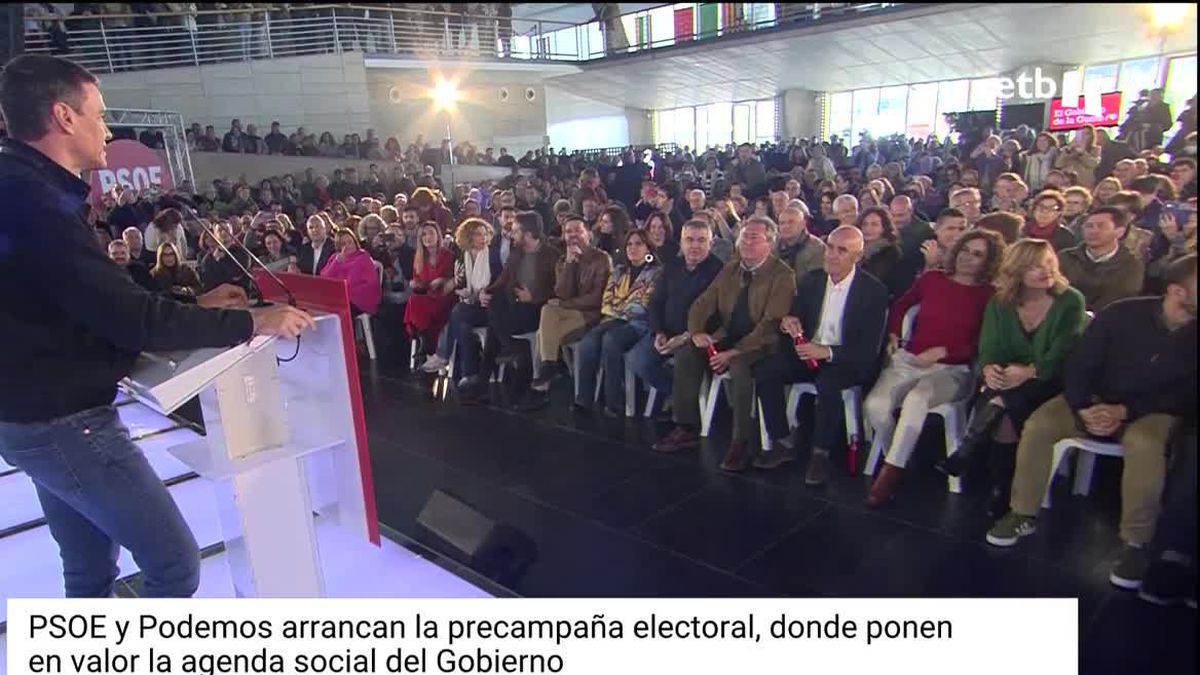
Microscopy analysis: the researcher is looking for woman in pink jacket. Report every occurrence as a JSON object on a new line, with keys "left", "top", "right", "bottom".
{"left": 321, "top": 228, "right": 382, "bottom": 315}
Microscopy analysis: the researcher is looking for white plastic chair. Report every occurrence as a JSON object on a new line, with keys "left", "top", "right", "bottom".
{"left": 1042, "top": 438, "right": 1125, "bottom": 509}
{"left": 561, "top": 340, "right": 604, "bottom": 403}
{"left": 699, "top": 371, "right": 758, "bottom": 437}
{"left": 623, "top": 352, "right": 666, "bottom": 418}
{"left": 862, "top": 303, "right": 972, "bottom": 492}
{"left": 757, "top": 382, "right": 868, "bottom": 452}
{"left": 357, "top": 259, "right": 384, "bottom": 361}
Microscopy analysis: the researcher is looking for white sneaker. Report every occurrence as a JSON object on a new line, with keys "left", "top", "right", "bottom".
{"left": 420, "top": 355, "right": 449, "bottom": 373}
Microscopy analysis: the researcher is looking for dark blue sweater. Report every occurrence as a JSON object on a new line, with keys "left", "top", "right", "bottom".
{"left": 647, "top": 254, "right": 723, "bottom": 336}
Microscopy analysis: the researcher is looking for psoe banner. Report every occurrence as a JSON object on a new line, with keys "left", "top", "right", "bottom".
{"left": 6, "top": 598, "right": 1078, "bottom": 674}
{"left": 88, "top": 139, "right": 175, "bottom": 205}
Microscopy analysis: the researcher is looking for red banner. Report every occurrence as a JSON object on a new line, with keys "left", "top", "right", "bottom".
{"left": 1047, "top": 91, "right": 1122, "bottom": 131}
{"left": 88, "top": 139, "right": 174, "bottom": 205}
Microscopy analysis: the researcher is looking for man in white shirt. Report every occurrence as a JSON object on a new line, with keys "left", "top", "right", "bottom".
{"left": 298, "top": 214, "right": 335, "bottom": 276}
{"left": 752, "top": 226, "right": 891, "bottom": 484}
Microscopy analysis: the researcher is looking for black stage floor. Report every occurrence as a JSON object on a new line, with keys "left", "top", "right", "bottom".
{"left": 359, "top": 359, "right": 1196, "bottom": 674}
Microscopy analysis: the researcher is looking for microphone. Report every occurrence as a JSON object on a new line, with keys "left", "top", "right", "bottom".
{"left": 197, "top": 220, "right": 281, "bottom": 307}
{"left": 233, "top": 228, "right": 298, "bottom": 307}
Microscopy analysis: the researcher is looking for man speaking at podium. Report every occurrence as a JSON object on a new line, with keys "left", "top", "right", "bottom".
{"left": 0, "top": 55, "right": 315, "bottom": 598}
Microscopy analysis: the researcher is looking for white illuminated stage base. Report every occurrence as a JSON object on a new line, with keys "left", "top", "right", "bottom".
{"left": 0, "top": 278, "right": 488, "bottom": 638}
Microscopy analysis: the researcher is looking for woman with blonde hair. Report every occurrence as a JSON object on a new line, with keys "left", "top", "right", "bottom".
{"left": 403, "top": 221, "right": 457, "bottom": 359}
{"left": 936, "top": 239, "right": 1086, "bottom": 517}
{"left": 865, "top": 230, "right": 1006, "bottom": 507}
{"left": 1093, "top": 176, "right": 1122, "bottom": 205}
{"left": 149, "top": 242, "right": 202, "bottom": 297}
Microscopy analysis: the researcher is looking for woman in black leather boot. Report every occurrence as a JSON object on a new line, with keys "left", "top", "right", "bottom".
{"left": 933, "top": 239, "right": 1087, "bottom": 507}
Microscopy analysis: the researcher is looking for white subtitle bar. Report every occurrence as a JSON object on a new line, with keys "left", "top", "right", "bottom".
{"left": 6, "top": 598, "right": 1077, "bottom": 674}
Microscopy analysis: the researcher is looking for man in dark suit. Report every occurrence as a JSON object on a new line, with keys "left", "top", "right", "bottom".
{"left": 297, "top": 215, "right": 335, "bottom": 275}
{"left": 752, "top": 225, "right": 890, "bottom": 485}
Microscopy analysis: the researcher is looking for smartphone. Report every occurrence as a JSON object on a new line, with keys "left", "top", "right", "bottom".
{"left": 1162, "top": 201, "right": 1196, "bottom": 224}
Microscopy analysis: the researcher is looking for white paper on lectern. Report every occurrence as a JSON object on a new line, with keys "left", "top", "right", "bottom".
{"left": 123, "top": 335, "right": 276, "bottom": 414}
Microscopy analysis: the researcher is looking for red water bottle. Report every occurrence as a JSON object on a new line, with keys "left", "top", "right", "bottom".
{"left": 793, "top": 328, "right": 819, "bottom": 370}
{"left": 706, "top": 344, "right": 726, "bottom": 374}
{"left": 847, "top": 434, "right": 861, "bottom": 475}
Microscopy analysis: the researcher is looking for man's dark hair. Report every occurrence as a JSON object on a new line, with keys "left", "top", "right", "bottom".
{"left": 1130, "top": 175, "right": 1159, "bottom": 194}
{"left": 1164, "top": 253, "right": 1197, "bottom": 290}
{"left": 515, "top": 211, "right": 544, "bottom": 240}
{"left": 1170, "top": 158, "right": 1196, "bottom": 171}
{"left": 1090, "top": 205, "right": 1129, "bottom": 231}
{"left": 0, "top": 55, "right": 99, "bottom": 140}
{"left": 498, "top": 205, "right": 517, "bottom": 216}
{"left": 936, "top": 207, "right": 966, "bottom": 223}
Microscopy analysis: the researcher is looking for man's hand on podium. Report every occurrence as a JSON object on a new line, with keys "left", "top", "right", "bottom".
{"left": 197, "top": 284, "right": 250, "bottom": 309}
{"left": 252, "top": 305, "right": 317, "bottom": 339}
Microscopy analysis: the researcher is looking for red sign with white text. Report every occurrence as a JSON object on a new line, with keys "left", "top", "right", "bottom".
{"left": 1047, "top": 91, "right": 1122, "bottom": 131}
{"left": 88, "top": 139, "right": 174, "bottom": 205}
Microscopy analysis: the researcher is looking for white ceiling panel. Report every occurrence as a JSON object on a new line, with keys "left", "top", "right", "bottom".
{"left": 543, "top": 2, "right": 1198, "bottom": 109}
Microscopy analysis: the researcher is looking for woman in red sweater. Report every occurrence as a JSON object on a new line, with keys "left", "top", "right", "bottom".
{"left": 403, "top": 222, "right": 457, "bottom": 359}
{"left": 864, "top": 229, "right": 1007, "bottom": 506}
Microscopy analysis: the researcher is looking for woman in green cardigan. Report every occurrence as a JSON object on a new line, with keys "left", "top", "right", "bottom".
{"left": 936, "top": 239, "right": 1087, "bottom": 516}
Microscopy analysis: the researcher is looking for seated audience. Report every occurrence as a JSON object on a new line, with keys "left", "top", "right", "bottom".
{"left": 645, "top": 212, "right": 679, "bottom": 264}
{"left": 321, "top": 228, "right": 382, "bottom": 316}
{"left": 197, "top": 222, "right": 252, "bottom": 294}
{"left": 107, "top": 239, "right": 154, "bottom": 290}
{"left": 1058, "top": 206, "right": 1146, "bottom": 311}
{"left": 893, "top": 208, "right": 967, "bottom": 293}
{"left": 652, "top": 217, "right": 796, "bottom": 472}
{"left": 122, "top": 226, "right": 155, "bottom": 266}
{"left": 298, "top": 214, "right": 336, "bottom": 275}
{"left": 144, "top": 208, "right": 190, "bottom": 260}
{"left": 593, "top": 205, "right": 632, "bottom": 263}
{"left": 1024, "top": 190, "right": 1078, "bottom": 251}
{"left": 855, "top": 206, "right": 902, "bottom": 294}
{"left": 422, "top": 218, "right": 503, "bottom": 376}
{"left": 935, "top": 240, "right": 1087, "bottom": 518}
{"left": 949, "top": 187, "right": 983, "bottom": 226}
{"left": 257, "top": 230, "right": 298, "bottom": 273}
{"left": 1147, "top": 204, "right": 1198, "bottom": 292}
{"left": 987, "top": 256, "right": 1196, "bottom": 594}
{"left": 629, "top": 219, "right": 724, "bottom": 406}
{"left": 461, "top": 212, "right": 560, "bottom": 401}
{"left": 975, "top": 211, "right": 1023, "bottom": 245}
{"left": 865, "top": 230, "right": 1005, "bottom": 505}
{"left": 149, "top": 242, "right": 202, "bottom": 298}
{"left": 775, "top": 203, "right": 826, "bottom": 284}
{"left": 571, "top": 230, "right": 661, "bottom": 416}
{"left": 753, "top": 226, "right": 890, "bottom": 481}
{"left": 404, "top": 222, "right": 457, "bottom": 356}
{"left": 527, "top": 216, "right": 612, "bottom": 393}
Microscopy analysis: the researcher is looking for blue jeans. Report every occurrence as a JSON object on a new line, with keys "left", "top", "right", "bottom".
{"left": 0, "top": 405, "right": 200, "bottom": 598}
{"left": 447, "top": 302, "right": 490, "bottom": 377}
{"left": 628, "top": 333, "right": 674, "bottom": 397}
{"left": 575, "top": 320, "right": 648, "bottom": 411}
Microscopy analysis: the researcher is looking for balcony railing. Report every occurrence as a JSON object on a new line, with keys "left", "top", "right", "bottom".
{"left": 21, "top": 3, "right": 908, "bottom": 74}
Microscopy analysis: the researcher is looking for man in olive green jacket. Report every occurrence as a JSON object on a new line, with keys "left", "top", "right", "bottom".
{"left": 653, "top": 216, "right": 797, "bottom": 472}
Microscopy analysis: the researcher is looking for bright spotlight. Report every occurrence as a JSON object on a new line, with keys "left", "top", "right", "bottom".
{"left": 432, "top": 79, "right": 459, "bottom": 111}
{"left": 1147, "top": 3, "right": 1190, "bottom": 30}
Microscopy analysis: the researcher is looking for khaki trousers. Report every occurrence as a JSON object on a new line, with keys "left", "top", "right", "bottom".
{"left": 537, "top": 304, "right": 592, "bottom": 363}
{"left": 1009, "top": 395, "right": 1178, "bottom": 545}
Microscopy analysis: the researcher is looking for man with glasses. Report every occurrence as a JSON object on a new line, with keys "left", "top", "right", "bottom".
{"left": 949, "top": 187, "right": 982, "bottom": 226}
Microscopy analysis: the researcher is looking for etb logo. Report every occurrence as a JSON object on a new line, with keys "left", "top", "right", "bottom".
{"left": 997, "top": 67, "right": 1103, "bottom": 115}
